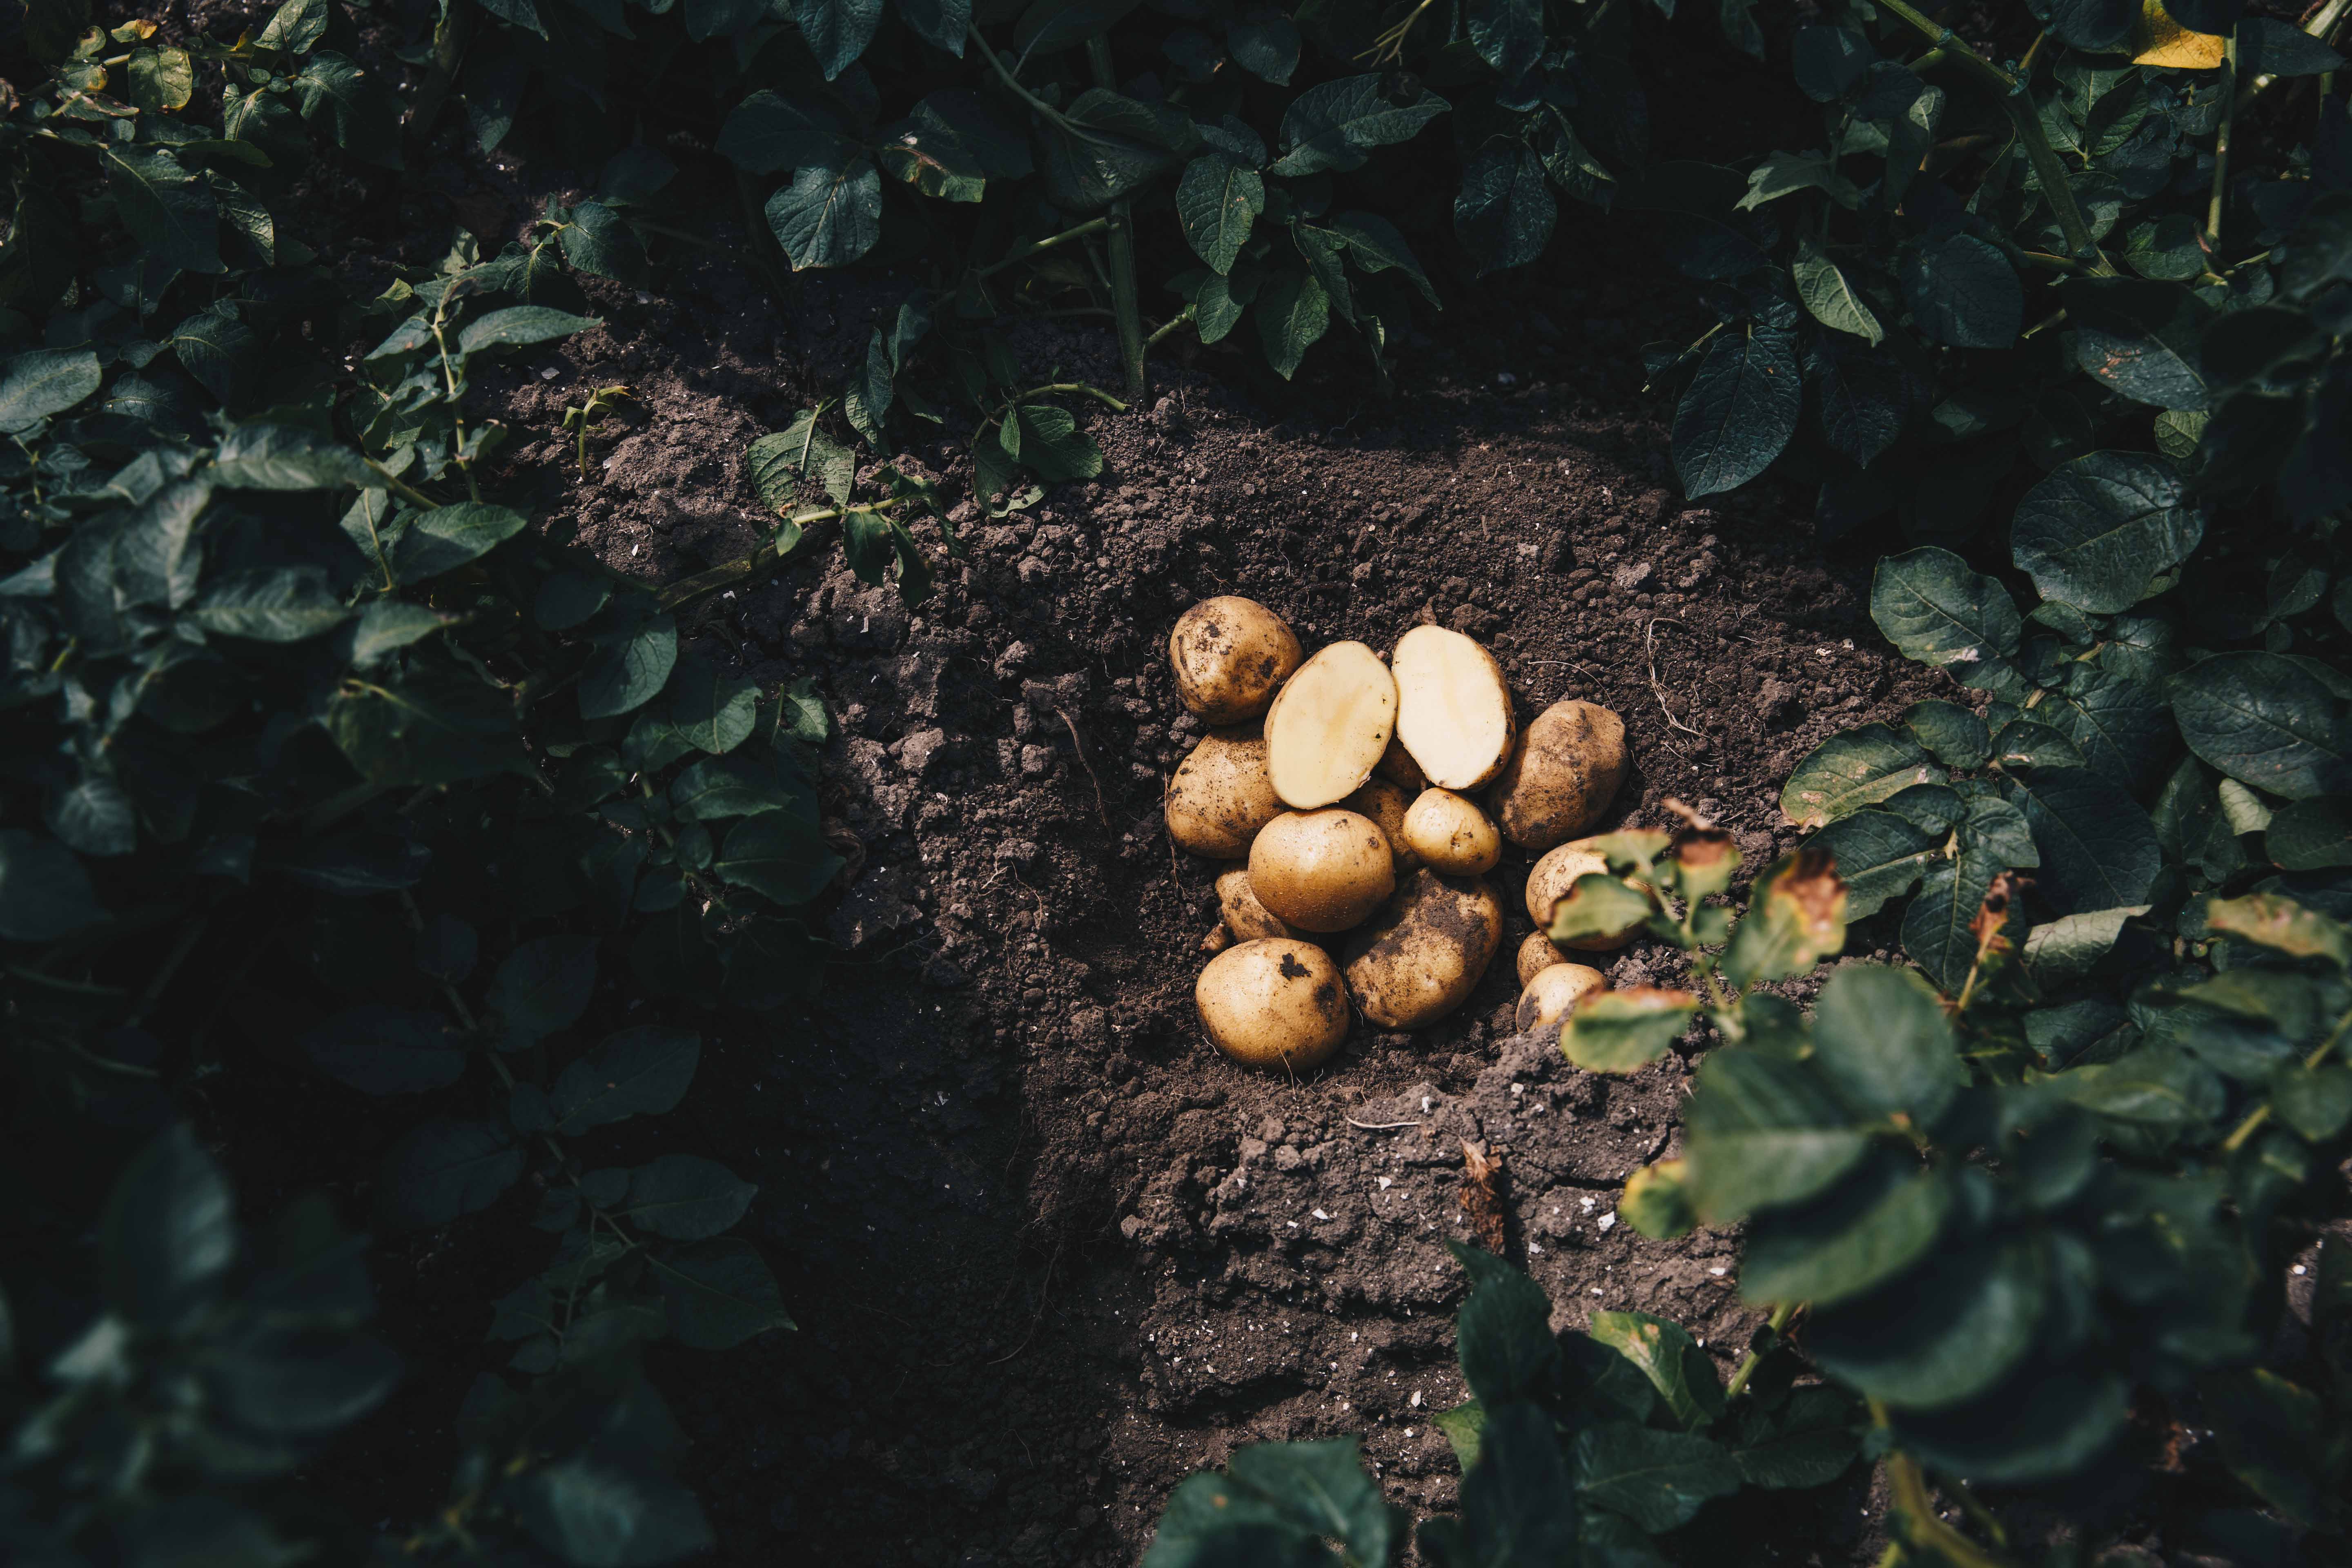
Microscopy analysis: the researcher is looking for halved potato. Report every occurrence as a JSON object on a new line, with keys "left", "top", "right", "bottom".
{"left": 1343, "top": 778, "right": 1421, "bottom": 877}
{"left": 1216, "top": 867, "right": 1294, "bottom": 942}
{"left": 1249, "top": 808, "right": 1396, "bottom": 932}
{"left": 1342, "top": 869, "right": 1505, "bottom": 1031}
{"left": 1263, "top": 641, "right": 1397, "bottom": 808}
{"left": 1516, "top": 962, "right": 1609, "bottom": 1032}
{"left": 1197, "top": 938, "right": 1350, "bottom": 1069}
{"left": 1515, "top": 930, "right": 1572, "bottom": 987}
{"left": 1400, "top": 788, "right": 1501, "bottom": 875}
{"left": 1165, "top": 726, "right": 1282, "bottom": 860}
{"left": 1169, "top": 597, "right": 1303, "bottom": 724}
{"left": 1392, "top": 625, "right": 1517, "bottom": 791}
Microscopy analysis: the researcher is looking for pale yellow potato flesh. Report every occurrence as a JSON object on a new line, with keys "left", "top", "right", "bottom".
{"left": 1343, "top": 778, "right": 1421, "bottom": 876}
{"left": 1524, "top": 841, "right": 1647, "bottom": 952}
{"left": 1164, "top": 726, "right": 1283, "bottom": 860}
{"left": 1392, "top": 625, "right": 1517, "bottom": 791}
{"left": 1216, "top": 867, "right": 1294, "bottom": 942}
{"left": 1489, "top": 699, "right": 1628, "bottom": 852}
{"left": 1249, "top": 809, "right": 1396, "bottom": 933}
{"left": 1342, "top": 869, "right": 1504, "bottom": 1031}
{"left": 1196, "top": 938, "right": 1350, "bottom": 1069}
{"left": 1263, "top": 641, "right": 1397, "bottom": 808}
{"left": 1515, "top": 930, "right": 1572, "bottom": 987}
{"left": 1401, "top": 788, "right": 1501, "bottom": 875}
{"left": 1168, "top": 597, "right": 1303, "bottom": 724}
{"left": 1516, "top": 962, "right": 1609, "bottom": 1032}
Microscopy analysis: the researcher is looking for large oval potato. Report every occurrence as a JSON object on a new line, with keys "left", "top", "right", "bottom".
{"left": 1515, "top": 930, "right": 1573, "bottom": 987}
{"left": 1250, "top": 809, "right": 1396, "bottom": 932}
{"left": 1196, "top": 938, "right": 1350, "bottom": 1069}
{"left": 1169, "top": 597, "right": 1303, "bottom": 724}
{"left": 1375, "top": 735, "right": 1427, "bottom": 793}
{"left": 1342, "top": 869, "right": 1505, "bottom": 1030}
{"left": 1216, "top": 867, "right": 1293, "bottom": 942}
{"left": 1488, "top": 699, "right": 1629, "bottom": 852}
{"left": 1401, "top": 788, "right": 1501, "bottom": 875}
{"left": 1264, "top": 641, "right": 1396, "bottom": 808}
{"left": 1343, "top": 779, "right": 1420, "bottom": 877}
{"left": 1516, "top": 962, "right": 1609, "bottom": 1032}
{"left": 1393, "top": 625, "right": 1517, "bottom": 790}
{"left": 1165, "top": 726, "right": 1282, "bottom": 860}
{"left": 1525, "top": 840, "right": 1648, "bottom": 951}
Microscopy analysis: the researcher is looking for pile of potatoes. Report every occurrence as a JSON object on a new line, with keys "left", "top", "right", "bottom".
{"left": 1165, "top": 596, "right": 1635, "bottom": 1071}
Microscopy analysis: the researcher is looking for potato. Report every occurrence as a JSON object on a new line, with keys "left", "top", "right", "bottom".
{"left": 1196, "top": 938, "right": 1350, "bottom": 1069}
{"left": 1263, "top": 641, "right": 1397, "bottom": 808}
{"left": 1392, "top": 625, "right": 1517, "bottom": 791}
{"left": 1515, "top": 930, "right": 1572, "bottom": 987}
{"left": 1165, "top": 725, "right": 1282, "bottom": 860}
{"left": 1524, "top": 840, "right": 1648, "bottom": 952}
{"left": 1169, "top": 597, "right": 1304, "bottom": 724}
{"left": 1375, "top": 735, "right": 1427, "bottom": 793}
{"left": 1216, "top": 867, "right": 1294, "bottom": 942}
{"left": 1249, "top": 809, "right": 1396, "bottom": 933}
{"left": 1516, "top": 962, "right": 1609, "bottom": 1032}
{"left": 1401, "top": 788, "right": 1501, "bottom": 875}
{"left": 1342, "top": 869, "right": 1505, "bottom": 1031}
{"left": 1489, "top": 699, "right": 1628, "bottom": 852}
{"left": 1343, "top": 779, "right": 1420, "bottom": 877}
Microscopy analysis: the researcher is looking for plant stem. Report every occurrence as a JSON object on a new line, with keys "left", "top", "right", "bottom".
{"left": 968, "top": 24, "right": 1095, "bottom": 139}
{"left": 973, "top": 216, "right": 1112, "bottom": 281}
{"left": 1724, "top": 1301, "right": 1797, "bottom": 1399}
{"left": 2241, "top": 0, "right": 2351, "bottom": 106}
{"left": 1015, "top": 381, "right": 1131, "bottom": 411}
{"left": 404, "top": 0, "right": 471, "bottom": 149}
{"left": 2221, "top": 1000, "right": 2352, "bottom": 1152}
{"left": 362, "top": 459, "right": 440, "bottom": 512}
{"left": 1085, "top": 36, "right": 1147, "bottom": 405}
{"left": 1145, "top": 305, "right": 1195, "bottom": 351}
{"left": 657, "top": 511, "right": 836, "bottom": 611}
{"left": 2209, "top": 24, "right": 2238, "bottom": 249}
{"left": 1884, "top": 1448, "right": 2018, "bottom": 1568}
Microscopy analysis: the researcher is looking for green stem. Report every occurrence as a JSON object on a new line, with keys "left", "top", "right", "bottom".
{"left": 1085, "top": 37, "right": 1147, "bottom": 405}
{"left": 2221, "top": 1000, "right": 2352, "bottom": 1152}
{"left": 657, "top": 511, "right": 836, "bottom": 612}
{"left": 2241, "top": 0, "right": 2351, "bottom": 106}
{"left": 968, "top": 24, "right": 1093, "bottom": 138}
{"left": 404, "top": 0, "right": 471, "bottom": 149}
{"left": 972, "top": 216, "right": 1111, "bottom": 281}
{"left": 362, "top": 459, "right": 440, "bottom": 512}
{"left": 1015, "top": 381, "right": 1130, "bottom": 411}
{"left": 1145, "top": 306, "right": 1195, "bottom": 351}
{"left": 2209, "top": 24, "right": 2238, "bottom": 249}
{"left": 1724, "top": 1301, "right": 1797, "bottom": 1399}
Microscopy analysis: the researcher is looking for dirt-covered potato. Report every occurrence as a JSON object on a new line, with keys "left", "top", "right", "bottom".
{"left": 1392, "top": 625, "right": 1517, "bottom": 790}
{"left": 1401, "top": 788, "right": 1501, "bottom": 875}
{"left": 1216, "top": 867, "right": 1294, "bottom": 942}
{"left": 1524, "top": 840, "right": 1647, "bottom": 951}
{"left": 1515, "top": 930, "right": 1572, "bottom": 987}
{"left": 1263, "top": 641, "right": 1396, "bottom": 808}
{"left": 1249, "top": 809, "right": 1396, "bottom": 932}
{"left": 1342, "top": 869, "right": 1505, "bottom": 1030}
{"left": 1168, "top": 597, "right": 1303, "bottom": 724}
{"left": 1165, "top": 726, "right": 1282, "bottom": 860}
{"left": 1488, "top": 699, "right": 1629, "bottom": 852}
{"left": 1515, "top": 962, "right": 1609, "bottom": 1032}
{"left": 1343, "top": 779, "right": 1420, "bottom": 877}
{"left": 1196, "top": 938, "right": 1349, "bottom": 1069}
{"left": 1375, "top": 735, "right": 1427, "bottom": 793}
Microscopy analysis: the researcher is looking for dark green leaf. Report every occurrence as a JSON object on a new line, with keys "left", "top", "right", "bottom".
{"left": 1721, "top": 1385, "right": 1860, "bottom": 1489}
{"left": 1781, "top": 723, "right": 1940, "bottom": 828}
{"left": 1572, "top": 1422, "right": 1741, "bottom": 1533}
{"left": 765, "top": 157, "right": 884, "bottom": 269}
{"left": 1452, "top": 1243, "right": 1559, "bottom": 1408}
{"left": 0, "top": 827, "right": 107, "bottom": 940}
{"left": 1740, "top": 1158, "right": 1948, "bottom": 1307}
{"left": 2012, "top": 452, "right": 2203, "bottom": 614}
{"left": 207, "top": 1331, "right": 401, "bottom": 1434}
{"left": 1418, "top": 1403, "right": 1579, "bottom": 1568}
{"left": 2238, "top": 16, "right": 2345, "bottom": 76}
{"left": 1806, "top": 1240, "right": 2044, "bottom": 1409}
{"left": 2062, "top": 278, "right": 2210, "bottom": 410}
{"left": 1806, "top": 810, "right": 1937, "bottom": 920}
{"left": 2267, "top": 796, "right": 2352, "bottom": 870}
{"left": 557, "top": 200, "right": 646, "bottom": 285}
{"left": 580, "top": 608, "right": 678, "bottom": 720}
{"left": 1254, "top": 271, "right": 1330, "bottom": 381}
{"left": 1672, "top": 321, "right": 1800, "bottom": 499}
{"left": 487, "top": 934, "right": 598, "bottom": 1042}
{"left": 1894, "top": 1365, "right": 2128, "bottom": 1485}
{"left": 105, "top": 145, "right": 223, "bottom": 275}
{"left": 1870, "top": 547, "right": 2023, "bottom": 684}
{"left": 1589, "top": 1311, "right": 1724, "bottom": 1431}
{"left": 1228, "top": 14, "right": 1300, "bottom": 84}
{"left": 1175, "top": 156, "right": 1263, "bottom": 276}
{"left": 2023, "top": 906, "right": 2147, "bottom": 988}
{"left": 2174, "top": 652, "right": 2352, "bottom": 801}
{"left": 377, "top": 1118, "right": 522, "bottom": 1229}
{"left": 455, "top": 306, "right": 601, "bottom": 354}
{"left": 651, "top": 1237, "right": 795, "bottom": 1347}
{"left": 1791, "top": 25, "right": 1872, "bottom": 100}
{"left": 1902, "top": 231, "right": 2020, "bottom": 348}
{"left": 1812, "top": 965, "right": 1964, "bottom": 1121}
{"left": 1793, "top": 237, "right": 1882, "bottom": 343}
{"left": 392, "top": 501, "right": 529, "bottom": 584}
{"left": 617, "top": 1154, "right": 757, "bottom": 1240}
{"left": 517, "top": 1459, "right": 715, "bottom": 1568}
{"left": 714, "top": 810, "right": 844, "bottom": 906}
{"left": 1903, "top": 853, "right": 2000, "bottom": 993}
{"left": 1904, "top": 699, "right": 1988, "bottom": 766}
{"left": 552, "top": 1026, "right": 700, "bottom": 1135}
{"left": 668, "top": 656, "right": 758, "bottom": 754}
{"left": 1993, "top": 719, "right": 2085, "bottom": 771}
{"left": 715, "top": 90, "right": 848, "bottom": 175}
{"left": 1560, "top": 988, "right": 1701, "bottom": 1072}
{"left": 190, "top": 566, "right": 349, "bottom": 641}
{"left": 1453, "top": 143, "right": 1557, "bottom": 277}
{"left": 1270, "top": 74, "right": 1450, "bottom": 177}
{"left": 104, "top": 1125, "right": 236, "bottom": 1328}
{"left": 0, "top": 347, "right": 102, "bottom": 431}
{"left": 2011, "top": 767, "right": 2163, "bottom": 913}
{"left": 2272, "top": 1065, "right": 2352, "bottom": 1140}
{"left": 1685, "top": 1049, "right": 1870, "bottom": 1224}
{"left": 304, "top": 1006, "right": 466, "bottom": 1094}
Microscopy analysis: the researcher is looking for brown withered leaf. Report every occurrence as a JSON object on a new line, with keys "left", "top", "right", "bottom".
{"left": 1459, "top": 1140, "right": 1507, "bottom": 1254}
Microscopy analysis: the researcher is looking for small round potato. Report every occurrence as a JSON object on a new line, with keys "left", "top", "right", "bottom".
{"left": 1169, "top": 597, "right": 1304, "bottom": 724}
{"left": 1524, "top": 840, "right": 1648, "bottom": 952}
{"left": 1516, "top": 962, "right": 1609, "bottom": 1033}
{"left": 1165, "top": 726, "right": 1283, "bottom": 860}
{"left": 1375, "top": 735, "right": 1427, "bottom": 793}
{"left": 1488, "top": 700, "right": 1629, "bottom": 852}
{"left": 1515, "top": 930, "right": 1573, "bottom": 987}
{"left": 1401, "top": 788, "right": 1501, "bottom": 875}
{"left": 1343, "top": 779, "right": 1421, "bottom": 877}
{"left": 1196, "top": 938, "right": 1350, "bottom": 1069}
{"left": 1250, "top": 809, "right": 1396, "bottom": 933}
{"left": 1342, "top": 869, "right": 1505, "bottom": 1031}
{"left": 1216, "top": 867, "right": 1294, "bottom": 942}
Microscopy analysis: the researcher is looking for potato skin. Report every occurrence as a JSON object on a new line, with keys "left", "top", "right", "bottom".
{"left": 1524, "top": 840, "right": 1647, "bottom": 952}
{"left": 1375, "top": 735, "right": 1427, "bottom": 793}
{"left": 1401, "top": 788, "right": 1501, "bottom": 875}
{"left": 1515, "top": 930, "right": 1572, "bottom": 987}
{"left": 1249, "top": 809, "right": 1396, "bottom": 933}
{"left": 1216, "top": 867, "right": 1294, "bottom": 942}
{"left": 1342, "top": 869, "right": 1505, "bottom": 1030}
{"left": 1488, "top": 700, "right": 1629, "bottom": 852}
{"left": 1196, "top": 938, "right": 1350, "bottom": 1069}
{"left": 1343, "top": 779, "right": 1421, "bottom": 876}
{"left": 1516, "top": 962, "right": 1609, "bottom": 1032}
{"left": 1169, "top": 597, "right": 1304, "bottom": 724}
{"left": 1165, "top": 726, "right": 1283, "bottom": 860}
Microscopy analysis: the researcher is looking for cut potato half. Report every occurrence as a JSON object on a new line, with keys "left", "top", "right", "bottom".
{"left": 1392, "top": 625, "right": 1516, "bottom": 791}
{"left": 1263, "top": 641, "right": 1397, "bottom": 808}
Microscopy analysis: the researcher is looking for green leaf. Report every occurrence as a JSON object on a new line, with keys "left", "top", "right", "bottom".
{"left": 1672, "top": 321, "right": 1800, "bottom": 499}
{"left": 125, "top": 43, "right": 192, "bottom": 111}
{"left": 1806, "top": 810, "right": 1937, "bottom": 920}
{"left": 1452, "top": 1243, "right": 1559, "bottom": 1408}
{"left": 517, "top": 1459, "right": 715, "bottom": 1568}
{"left": 49, "top": 777, "right": 137, "bottom": 858}
{"left": 1793, "top": 237, "right": 1882, "bottom": 343}
{"left": 2023, "top": 905, "right": 2148, "bottom": 988}
{"left": 1904, "top": 699, "right": 1989, "bottom": 766}
{"left": 1572, "top": 1422, "right": 1742, "bottom": 1533}
{"left": 0, "top": 347, "right": 102, "bottom": 431}
{"left": 1270, "top": 74, "right": 1450, "bottom": 177}
{"left": 651, "top": 1237, "right": 795, "bottom": 1347}
{"left": 1254, "top": 271, "right": 1330, "bottom": 380}
{"left": 1740, "top": 1159, "right": 1948, "bottom": 1308}
{"left": 715, "top": 90, "right": 848, "bottom": 175}
{"left": 2174, "top": 652, "right": 2352, "bottom": 801}
{"left": 714, "top": 810, "right": 844, "bottom": 906}
{"left": 580, "top": 608, "right": 679, "bottom": 720}
{"left": 1792, "top": 24, "right": 1873, "bottom": 99}
{"left": 0, "top": 828, "right": 107, "bottom": 941}
{"left": 2036, "top": 661, "right": 2173, "bottom": 790}
{"left": 1895, "top": 1365, "right": 2128, "bottom": 1486}
{"left": 1561, "top": 988, "right": 1701, "bottom": 1073}
{"left": 1228, "top": 14, "right": 1299, "bottom": 83}
{"left": 486, "top": 934, "right": 598, "bottom": 1043}
{"left": 1589, "top": 1311, "right": 1724, "bottom": 1431}
{"left": 2062, "top": 277, "right": 2210, "bottom": 410}
{"left": 1870, "top": 547, "right": 2023, "bottom": 683}
{"left": 1011, "top": 404, "right": 1103, "bottom": 481}
{"left": 377, "top": 1118, "right": 523, "bottom": 1229}
{"left": 1994, "top": 719, "right": 2085, "bottom": 771}
{"left": 2123, "top": 214, "right": 2207, "bottom": 282}
{"left": 104, "top": 145, "right": 223, "bottom": 275}
{"left": 171, "top": 301, "right": 256, "bottom": 403}
{"left": 1901, "top": 230, "right": 2019, "bottom": 348}
{"left": 1175, "top": 156, "right": 1263, "bottom": 275}
{"left": 616, "top": 1154, "right": 757, "bottom": 1241}
{"left": 1453, "top": 143, "right": 1557, "bottom": 276}
{"left": 455, "top": 305, "right": 601, "bottom": 354}
{"left": 1620, "top": 1158, "right": 1697, "bottom": 1240}
{"left": 327, "top": 673, "right": 528, "bottom": 787}
{"left": 2010, "top": 767, "right": 2162, "bottom": 913}
{"left": 556, "top": 200, "right": 646, "bottom": 286}
{"left": 1685, "top": 1049, "right": 1871, "bottom": 1224}
{"left": 1432, "top": 1401, "right": 1488, "bottom": 1471}
{"left": 766, "top": 157, "right": 884, "bottom": 269}
{"left": 392, "top": 501, "right": 529, "bottom": 584}
{"left": 2272, "top": 1065, "right": 2352, "bottom": 1140}
{"left": 552, "top": 1026, "right": 700, "bottom": 1135}
{"left": 1546, "top": 871, "right": 1655, "bottom": 945}
{"left": 1902, "top": 853, "right": 2000, "bottom": 994}
{"left": 1419, "top": 1403, "right": 1580, "bottom": 1568}
{"left": 2207, "top": 893, "right": 2352, "bottom": 968}
{"left": 2238, "top": 16, "right": 2345, "bottom": 77}
{"left": 1806, "top": 1239, "right": 2045, "bottom": 1409}
{"left": 2012, "top": 453, "right": 2203, "bottom": 614}
{"left": 2267, "top": 796, "right": 2352, "bottom": 869}
{"left": 189, "top": 566, "right": 350, "bottom": 641}
{"left": 1780, "top": 723, "right": 1940, "bottom": 828}
{"left": 1736, "top": 150, "right": 1860, "bottom": 211}
{"left": 1719, "top": 849, "right": 1851, "bottom": 988}
{"left": 303, "top": 1006, "right": 466, "bottom": 1094}
{"left": 103, "top": 1125, "right": 236, "bottom": 1329}
{"left": 668, "top": 656, "right": 758, "bottom": 755}
{"left": 1721, "top": 1385, "right": 1861, "bottom": 1490}
{"left": 1327, "top": 209, "right": 1438, "bottom": 306}
{"left": 1811, "top": 965, "right": 1963, "bottom": 1122}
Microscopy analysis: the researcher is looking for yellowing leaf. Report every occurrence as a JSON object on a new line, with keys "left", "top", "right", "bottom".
{"left": 2134, "top": 0, "right": 2225, "bottom": 69}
